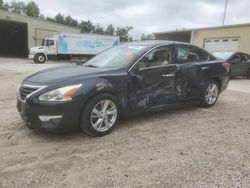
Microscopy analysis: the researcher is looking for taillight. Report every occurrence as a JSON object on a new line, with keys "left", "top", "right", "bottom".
{"left": 222, "top": 62, "right": 230, "bottom": 72}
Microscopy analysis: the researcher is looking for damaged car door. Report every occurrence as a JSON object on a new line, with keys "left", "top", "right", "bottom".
{"left": 128, "top": 45, "right": 177, "bottom": 112}
{"left": 173, "top": 44, "right": 215, "bottom": 101}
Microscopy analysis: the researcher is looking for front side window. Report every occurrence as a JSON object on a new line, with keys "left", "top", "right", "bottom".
{"left": 175, "top": 46, "right": 210, "bottom": 64}
{"left": 46, "top": 40, "right": 55, "bottom": 46}
{"left": 138, "top": 47, "right": 170, "bottom": 69}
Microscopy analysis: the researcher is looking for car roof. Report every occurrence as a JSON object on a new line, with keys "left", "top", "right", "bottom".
{"left": 212, "top": 51, "right": 236, "bottom": 55}
{"left": 212, "top": 51, "right": 250, "bottom": 55}
{"left": 123, "top": 40, "right": 194, "bottom": 48}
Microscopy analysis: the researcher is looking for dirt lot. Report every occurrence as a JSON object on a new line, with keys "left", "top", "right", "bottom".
{"left": 0, "top": 57, "right": 249, "bottom": 188}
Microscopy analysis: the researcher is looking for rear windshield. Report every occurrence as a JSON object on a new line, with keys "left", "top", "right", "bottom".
{"left": 212, "top": 52, "right": 234, "bottom": 60}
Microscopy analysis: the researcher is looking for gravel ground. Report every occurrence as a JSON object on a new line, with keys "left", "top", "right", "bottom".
{"left": 0, "top": 58, "right": 249, "bottom": 188}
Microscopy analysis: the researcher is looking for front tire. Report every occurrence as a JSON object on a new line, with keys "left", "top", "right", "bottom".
{"left": 34, "top": 54, "right": 46, "bottom": 64}
{"left": 80, "top": 93, "right": 120, "bottom": 136}
{"left": 200, "top": 80, "right": 219, "bottom": 107}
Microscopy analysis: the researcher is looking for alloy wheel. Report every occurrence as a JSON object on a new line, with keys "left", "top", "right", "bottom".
{"left": 205, "top": 83, "right": 218, "bottom": 105}
{"left": 90, "top": 100, "right": 117, "bottom": 132}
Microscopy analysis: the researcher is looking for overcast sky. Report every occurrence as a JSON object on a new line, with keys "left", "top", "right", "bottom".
{"left": 5, "top": 0, "right": 250, "bottom": 39}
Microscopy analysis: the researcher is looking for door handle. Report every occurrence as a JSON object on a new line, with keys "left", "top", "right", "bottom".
{"left": 201, "top": 66, "right": 210, "bottom": 70}
{"left": 162, "top": 73, "right": 175, "bottom": 77}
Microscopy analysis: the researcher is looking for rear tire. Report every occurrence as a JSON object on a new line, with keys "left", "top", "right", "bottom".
{"left": 80, "top": 93, "right": 120, "bottom": 137}
{"left": 34, "top": 54, "right": 46, "bottom": 64}
{"left": 200, "top": 80, "right": 219, "bottom": 108}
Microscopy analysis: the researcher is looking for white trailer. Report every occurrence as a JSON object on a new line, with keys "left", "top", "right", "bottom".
{"left": 29, "top": 33, "right": 119, "bottom": 63}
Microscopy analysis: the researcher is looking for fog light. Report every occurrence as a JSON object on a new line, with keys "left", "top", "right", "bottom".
{"left": 39, "top": 115, "right": 62, "bottom": 122}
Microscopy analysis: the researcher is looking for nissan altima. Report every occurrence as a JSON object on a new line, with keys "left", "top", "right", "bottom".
{"left": 17, "top": 41, "right": 230, "bottom": 136}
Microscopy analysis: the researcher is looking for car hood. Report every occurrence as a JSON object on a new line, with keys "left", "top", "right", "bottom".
{"left": 23, "top": 64, "right": 114, "bottom": 85}
{"left": 30, "top": 46, "right": 44, "bottom": 51}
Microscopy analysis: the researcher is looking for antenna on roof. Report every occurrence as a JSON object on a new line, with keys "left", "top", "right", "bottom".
{"left": 222, "top": 0, "right": 229, "bottom": 25}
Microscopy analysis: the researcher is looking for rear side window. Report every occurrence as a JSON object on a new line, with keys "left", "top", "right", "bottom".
{"left": 231, "top": 54, "right": 241, "bottom": 61}
{"left": 240, "top": 54, "right": 250, "bottom": 61}
{"left": 175, "top": 46, "right": 211, "bottom": 64}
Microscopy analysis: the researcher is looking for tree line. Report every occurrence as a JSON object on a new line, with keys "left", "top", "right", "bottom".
{"left": 0, "top": 0, "right": 153, "bottom": 41}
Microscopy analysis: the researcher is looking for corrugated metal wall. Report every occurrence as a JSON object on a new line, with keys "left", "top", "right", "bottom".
{"left": 0, "top": 10, "right": 80, "bottom": 49}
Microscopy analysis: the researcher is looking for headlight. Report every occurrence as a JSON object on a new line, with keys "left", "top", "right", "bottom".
{"left": 29, "top": 50, "right": 35, "bottom": 54}
{"left": 39, "top": 84, "right": 82, "bottom": 102}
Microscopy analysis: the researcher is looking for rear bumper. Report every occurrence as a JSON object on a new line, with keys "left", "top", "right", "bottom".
{"left": 16, "top": 98, "right": 81, "bottom": 133}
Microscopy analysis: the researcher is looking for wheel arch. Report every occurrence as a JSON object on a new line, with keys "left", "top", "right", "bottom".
{"left": 78, "top": 90, "right": 122, "bottom": 127}
{"left": 35, "top": 52, "right": 48, "bottom": 60}
{"left": 87, "top": 90, "right": 120, "bottom": 105}
{"left": 210, "top": 77, "right": 222, "bottom": 93}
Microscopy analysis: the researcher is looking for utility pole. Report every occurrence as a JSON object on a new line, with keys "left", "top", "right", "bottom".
{"left": 222, "top": 0, "right": 229, "bottom": 25}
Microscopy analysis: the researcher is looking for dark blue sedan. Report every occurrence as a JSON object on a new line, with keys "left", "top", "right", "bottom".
{"left": 17, "top": 41, "right": 230, "bottom": 136}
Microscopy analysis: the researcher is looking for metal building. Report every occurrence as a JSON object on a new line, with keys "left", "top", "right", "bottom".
{"left": 0, "top": 10, "right": 80, "bottom": 57}
{"left": 154, "top": 23, "right": 250, "bottom": 54}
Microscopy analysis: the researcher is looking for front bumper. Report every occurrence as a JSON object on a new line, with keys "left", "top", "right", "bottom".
{"left": 28, "top": 54, "right": 35, "bottom": 59}
{"left": 17, "top": 98, "right": 81, "bottom": 133}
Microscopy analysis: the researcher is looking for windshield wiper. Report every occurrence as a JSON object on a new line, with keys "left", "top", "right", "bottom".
{"left": 83, "top": 64, "right": 98, "bottom": 68}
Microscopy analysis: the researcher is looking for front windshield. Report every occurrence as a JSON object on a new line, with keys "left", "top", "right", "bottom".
{"left": 212, "top": 52, "right": 234, "bottom": 60}
{"left": 84, "top": 45, "right": 147, "bottom": 68}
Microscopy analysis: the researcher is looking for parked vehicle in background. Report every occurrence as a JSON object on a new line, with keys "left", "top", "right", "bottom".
{"left": 213, "top": 51, "right": 250, "bottom": 79}
{"left": 18, "top": 41, "right": 229, "bottom": 136}
{"left": 29, "top": 33, "right": 120, "bottom": 63}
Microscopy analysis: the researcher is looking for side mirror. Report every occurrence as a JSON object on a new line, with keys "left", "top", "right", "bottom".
{"left": 141, "top": 56, "right": 149, "bottom": 62}
{"left": 129, "top": 65, "right": 140, "bottom": 75}
{"left": 231, "top": 59, "right": 240, "bottom": 63}
{"left": 129, "top": 69, "right": 144, "bottom": 88}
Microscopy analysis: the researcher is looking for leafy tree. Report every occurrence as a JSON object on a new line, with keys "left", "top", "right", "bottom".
{"left": 140, "top": 33, "right": 154, "bottom": 40}
{"left": 0, "top": 0, "right": 4, "bottom": 9}
{"left": 79, "top": 20, "right": 95, "bottom": 33}
{"left": 0, "top": 0, "right": 9, "bottom": 10}
{"left": 25, "top": 1, "right": 39, "bottom": 17}
{"left": 65, "top": 15, "right": 78, "bottom": 27}
{"left": 115, "top": 26, "right": 133, "bottom": 42}
{"left": 146, "top": 34, "right": 154, "bottom": 40}
{"left": 9, "top": 1, "right": 26, "bottom": 15}
{"left": 46, "top": 16, "right": 56, "bottom": 22}
{"left": 55, "top": 13, "right": 65, "bottom": 24}
{"left": 94, "top": 24, "right": 104, "bottom": 34}
{"left": 0, "top": 0, "right": 135, "bottom": 41}
{"left": 105, "top": 24, "right": 115, "bottom": 35}
{"left": 38, "top": 14, "right": 45, "bottom": 20}
{"left": 140, "top": 33, "right": 147, "bottom": 40}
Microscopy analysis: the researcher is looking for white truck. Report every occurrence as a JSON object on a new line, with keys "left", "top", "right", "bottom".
{"left": 29, "top": 33, "right": 120, "bottom": 63}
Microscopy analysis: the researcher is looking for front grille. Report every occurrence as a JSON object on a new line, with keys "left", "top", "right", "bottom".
{"left": 18, "top": 84, "right": 42, "bottom": 101}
